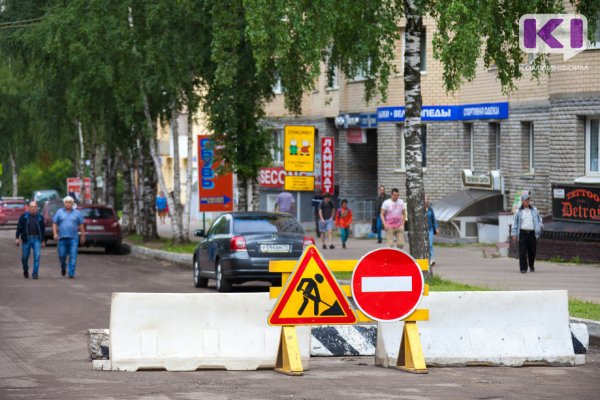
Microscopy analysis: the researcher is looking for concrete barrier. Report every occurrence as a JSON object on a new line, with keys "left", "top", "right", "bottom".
{"left": 109, "top": 293, "right": 311, "bottom": 371}
{"left": 376, "top": 290, "right": 578, "bottom": 367}
{"left": 311, "top": 325, "right": 377, "bottom": 356}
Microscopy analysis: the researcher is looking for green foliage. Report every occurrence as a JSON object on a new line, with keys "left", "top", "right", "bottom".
{"left": 569, "top": 298, "right": 600, "bottom": 321}
{"left": 17, "top": 159, "right": 73, "bottom": 198}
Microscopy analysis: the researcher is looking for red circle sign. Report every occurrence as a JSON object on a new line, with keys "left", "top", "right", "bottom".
{"left": 351, "top": 248, "right": 424, "bottom": 322}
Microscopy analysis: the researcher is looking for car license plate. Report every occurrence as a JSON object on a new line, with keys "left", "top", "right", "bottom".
{"left": 86, "top": 225, "right": 104, "bottom": 231}
{"left": 260, "top": 244, "right": 290, "bottom": 253}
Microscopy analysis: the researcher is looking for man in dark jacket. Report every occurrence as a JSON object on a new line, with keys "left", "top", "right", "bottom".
{"left": 15, "top": 201, "right": 46, "bottom": 279}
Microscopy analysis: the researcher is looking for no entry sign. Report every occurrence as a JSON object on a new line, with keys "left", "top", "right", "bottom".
{"left": 351, "top": 248, "right": 424, "bottom": 322}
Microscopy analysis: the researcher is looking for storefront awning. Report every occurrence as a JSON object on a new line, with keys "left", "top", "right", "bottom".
{"left": 434, "top": 189, "right": 504, "bottom": 222}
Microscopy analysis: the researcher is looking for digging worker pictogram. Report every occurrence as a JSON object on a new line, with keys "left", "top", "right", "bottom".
{"left": 296, "top": 273, "right": 344, "bottom": 316}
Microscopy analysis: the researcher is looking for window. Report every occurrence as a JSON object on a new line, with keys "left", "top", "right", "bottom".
{"left": 588, "top": 12, "right": 600, "bottom": 49}
{"left": 521, "top": 122, "right": 535, "bottom": 173}
{"left": 490, "top": 122, "right": 501, "bottom": 170}
{"left": 349, "top": 59, "right": 372, "bottom": 82}
{"left": 587, "top": 117, "right": 600, "bottom": 175}
{"left": 272, "top": 78, "right": 282, "bottom": 95}
{"left": 420, "top": 28, "right": 427, "bottom": 72}
{"left": 325, "top": 67, "right": 339, "bottom": 90}
{"left": 271, "top": 130, "right": 284, "bottom": 164}
{"left": 465, "top": 123, "right": 474, "bottom": 170}
{"left": 421, "top": 124, "right": 427, "bottom": 168}
{"left": 233, "top": 215, "right": 304, "bottom": 234}
{"left": 209, "top": 216, "right": 230, "bottom": 236}
{"left": 396, "top": 124, "right": 405, "bottom": 170}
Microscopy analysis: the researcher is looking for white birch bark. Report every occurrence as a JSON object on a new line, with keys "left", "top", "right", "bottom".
{"left": 183, "top": 112, "right": 194, "bottom": 238}
{"left": 170, "top": 108, "right": 186, "bottom": 243}
{"left": 9, "top": 150, "right": 18, "bottom": 197}
{"left": 78, "top": 121, "right": 87, "bottom": 204}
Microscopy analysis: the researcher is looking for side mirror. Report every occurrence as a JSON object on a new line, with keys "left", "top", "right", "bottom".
{"left": 194, "top": 229, "right": 206, "bottom": 238}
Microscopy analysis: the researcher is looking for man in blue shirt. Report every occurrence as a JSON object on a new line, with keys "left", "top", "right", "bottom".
{"left": 52, "top": 196, "right": 86, "bottom": 279}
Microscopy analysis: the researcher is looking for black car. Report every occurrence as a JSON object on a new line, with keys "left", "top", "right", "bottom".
{"left": 193, "top": 212, "right": 315, "bottom": 292}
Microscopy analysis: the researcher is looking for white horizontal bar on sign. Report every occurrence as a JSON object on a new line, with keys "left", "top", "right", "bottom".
{"left": 362, "top": 277, "right": 412, "bottom": 293}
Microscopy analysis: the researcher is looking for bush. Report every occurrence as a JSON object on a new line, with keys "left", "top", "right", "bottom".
{"left": 18, "top": 159, "right": 74, "bottom": 199}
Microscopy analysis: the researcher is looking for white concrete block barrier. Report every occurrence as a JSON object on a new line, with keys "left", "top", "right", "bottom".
{"left": 376, "top": 290, "right": 578, "bottom": 367}
{"left": 109, "top": 293, "right": 311, "bottom": 371}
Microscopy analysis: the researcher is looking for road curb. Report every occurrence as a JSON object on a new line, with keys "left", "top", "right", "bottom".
{"left": 122, "top": 242, "right": 192, "bottom": 268}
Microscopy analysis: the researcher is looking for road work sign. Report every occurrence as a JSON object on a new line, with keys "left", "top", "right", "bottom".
{"left": 284, "top": 125, "right": 315, "bottom": 172}
{"left": 269, "top": 245, "right": 357, "bottom": 325}
{"left": 351, "top": 248, "right": 424, "bottom": 322}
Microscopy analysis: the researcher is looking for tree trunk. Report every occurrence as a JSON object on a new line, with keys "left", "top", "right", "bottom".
{"left": 404, "top": 0, "right": 429, "bottom": 269}
{"left": 104, "top": 150, "right": 118, "bottom": 208}
{"left": 77, "top": 121, "right": 87, "bottom": 204}
{"left": 183, "top": 112, "right": 194, "bottom": 238}
{"left": 88, "top": 127, "right": 98, "bottom": 204}
{"left": 9, "top": 149, "right": 18, "bottom": 197}
{"left": 170, "top": 108, "right": 186, "bottom": 243}
{"left": 140, "top": 89, "right": 177, "bottom": 241}
{"left": 131, "top": 156, "right": 140, "bottom": 233}
{"left": 136, "top": 138, "right": 146, "bottom": 236}
{"left": 237, "top": 175, "right": 247, "bottom": 211}
{"left": 141, "top": 136, "right": 159, "bottom": 241}
{"left": 120, "top": 154, "right": 136, "bottom": 235}
{"left": 251, "top": 178, "right": 260, "bottom": 212}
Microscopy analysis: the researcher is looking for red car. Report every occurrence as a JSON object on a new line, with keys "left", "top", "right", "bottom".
{"left": 77, "top": 205, "right": 123, "bottom": 254}
{"left": 0, "top": 198, "right": 28, "bottom": 226}
{"left": 41, "top": 200, "right": 64, "bottom": 241}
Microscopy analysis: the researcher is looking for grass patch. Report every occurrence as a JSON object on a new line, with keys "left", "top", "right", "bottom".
{"left": 125, "top": 234, "right": 196, "bottom": 254}
{"left": 569, "top": 298, "right": 600, "bottom": 321}
{"left": 427, "top": 275, "right": 490, "bottom": 291}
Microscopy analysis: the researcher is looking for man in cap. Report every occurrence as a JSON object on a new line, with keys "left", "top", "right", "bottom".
{"left": 511, "top": 193, "right": 543, "bottom": 273}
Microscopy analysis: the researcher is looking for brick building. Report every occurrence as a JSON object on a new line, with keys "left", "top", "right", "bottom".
{"left": 260, "top": 10, "right": 600, "bottom": 256}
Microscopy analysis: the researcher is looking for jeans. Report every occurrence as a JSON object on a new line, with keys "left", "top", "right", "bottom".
{"left": 58, "top": 237, "right": 79, "bottom": 277}
{"left": 376, "top": 216, "right": 383, "bottom": 242}
{"left": 428, "top": 229, "right": 435, "bottom": 261}
{"left": 339, "top": 227, "right": 350, "bottom": 245}
{"left": 22, "top": 237, "right": 42, "bottom": 276}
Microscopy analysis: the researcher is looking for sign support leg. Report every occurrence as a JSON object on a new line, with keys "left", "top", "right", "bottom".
{"left": 396, "top": 321, "right": 428, "bottom": 374}
{"left": 274, "top": 326, "right": 303, "bottom": 376}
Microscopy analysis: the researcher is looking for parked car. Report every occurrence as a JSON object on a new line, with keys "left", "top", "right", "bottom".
{"left": 77, "top": 205, "right": 122, "bottom": 254}
{"left": 41, "top": 200, "right": 64, "bottom": 241}
{"left": 193, "top": 212, "right": 315, "bottom": 292}
{"left": 31, "top": 190, "right": 60, "bottom": 209}
{"left": 0, "top": 198, "right": 28, "bottom": 226}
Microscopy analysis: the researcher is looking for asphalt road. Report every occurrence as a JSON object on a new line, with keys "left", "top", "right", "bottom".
{"left": 1, "top": 227, "right": 599, "bottom": 400}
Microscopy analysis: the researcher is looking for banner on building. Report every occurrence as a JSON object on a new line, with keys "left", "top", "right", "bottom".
{"left": 552, "top": 184, "right": 600, "bottom": 224}
{"left": 258, "top": 166, "right": 320, "bottom": 189}
{"left": 66, "top": 178, "right": 91, "bottom": 204}
{"left": 198, "top": 135, "right": 234, "bottom": 212}
{"left": 321, "top": 137, "right": 335, "bottom": 194}
{"left": 377, "top": 102, "right": 509, "bottom": 123}
{"left": 284, "top": 125, "right": 315, "bottom": 172}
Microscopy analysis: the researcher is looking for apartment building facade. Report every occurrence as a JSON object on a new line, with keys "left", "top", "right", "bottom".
{"left": 262, "top": 13, "right": 600, "bottom": 250}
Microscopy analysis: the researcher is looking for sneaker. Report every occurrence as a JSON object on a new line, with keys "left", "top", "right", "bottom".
{"left": 61, "top": 268, "right": 66, "bottom": 276}
{"left": 32, "top": 274, "right": 38, "bottom": 280}
{"left": 322, "top": 244, "right": 327, "bottom": 250}
{"left": 23, "top": 270, "right": 29, "bottom": 279}
{"left": 342, "top": 243, "right": 346, "bottom": 249}
{"left": 530, "top": 267, "right": 535, "bottom": 272}
{"left": 329, "top": 244, "right": 335, "bottom": 249}
{"left": 431, "top": 259, "right": 436, "bottom": 266}
{"left": 520, "top": 270, "right": 527, "bottom": 274}
{"left": 68, "top": 275, "right": 75, "bottom": 279}
{"left": 377, "top": 240, "right": 382, "bottom": 244}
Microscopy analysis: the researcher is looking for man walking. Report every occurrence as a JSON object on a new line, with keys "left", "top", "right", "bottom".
{"left": 425, "top": 195, "right": 439, "bottom": 266}
{"left": 380, "top": 188, "right": 407, "bottom": 249}
{"left": 15, "top": 201, "right": 45, "bottom": 279}
{"left": 374, "top": 185, "right": 387, "bottom": 243}
{"left": 53, "top": 196, "right": 86, "bottom": 279}
{"left": 318, "top": 193, "right": 336, "bottom": 249}
{"left": 511, "top": 193, "right": 543, "bottom": 273}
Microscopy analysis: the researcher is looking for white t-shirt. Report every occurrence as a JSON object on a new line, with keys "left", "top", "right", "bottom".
{"left": 381, "top": 198, "right": 405, "bottom": 228}
{"left": 521, "top": 208, "right": 534, "bottom": 230}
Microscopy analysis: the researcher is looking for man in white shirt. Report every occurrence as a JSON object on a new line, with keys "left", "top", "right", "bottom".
{"left": 380, "top": 188, "right": 407, "bottom": 249}
{"left": 511, "top": 193, "right": 543, "bottom": 273}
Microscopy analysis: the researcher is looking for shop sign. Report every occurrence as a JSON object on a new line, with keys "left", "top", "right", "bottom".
{"left": 552, "top": 184, "right": 600, "bottom": 223}
{"left": 377, "top": 102, "right": 509, "bottom": 122}
{"left": 321, "top": 137, "right": 335, "bottom": 194}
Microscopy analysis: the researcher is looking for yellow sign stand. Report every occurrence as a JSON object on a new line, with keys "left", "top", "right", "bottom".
{"left": 274, "top": 326, "right": 304, "bottom": 376}
{"left": 397, "top": 321, "right": 427, "bottom": 373}
{"left": 269, "top": 257, "right": 430, "bottom": 375}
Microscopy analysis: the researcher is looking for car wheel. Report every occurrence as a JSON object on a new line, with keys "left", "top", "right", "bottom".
{"left": 215, "top": 260, "right": 231, "bottom": 292}
{"left": 194, "top": 258, "right": 208, "bottom": 288}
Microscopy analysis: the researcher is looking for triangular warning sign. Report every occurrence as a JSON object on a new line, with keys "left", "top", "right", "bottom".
{"left": 269, "top": 245, "right": 357, "bottom": 326}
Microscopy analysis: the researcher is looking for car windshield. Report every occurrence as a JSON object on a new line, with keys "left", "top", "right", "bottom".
{"left": 233, "top": 215, "right": 303, "bottom": 234}
{"left": 45, "top": 202, "right": 63, "bottom": 217}
{"left": 79, "top": 208, "right": 115, "bottom": 219}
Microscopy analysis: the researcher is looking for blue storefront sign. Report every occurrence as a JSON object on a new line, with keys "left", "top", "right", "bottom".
{"left": 376, "top": 102, "right": 509, "bottom": 123}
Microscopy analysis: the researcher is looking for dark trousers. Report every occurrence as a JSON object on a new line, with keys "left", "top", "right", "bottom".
{"left": 518, "top": 230, "right": 537, "bottom": 272}
{"left": 314, "top": 215, "right": 321, "bottom": 238}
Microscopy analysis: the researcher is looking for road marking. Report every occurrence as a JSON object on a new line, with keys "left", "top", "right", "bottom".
{"left": 361, "top": 276, "right": 412, "bottom": 292}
